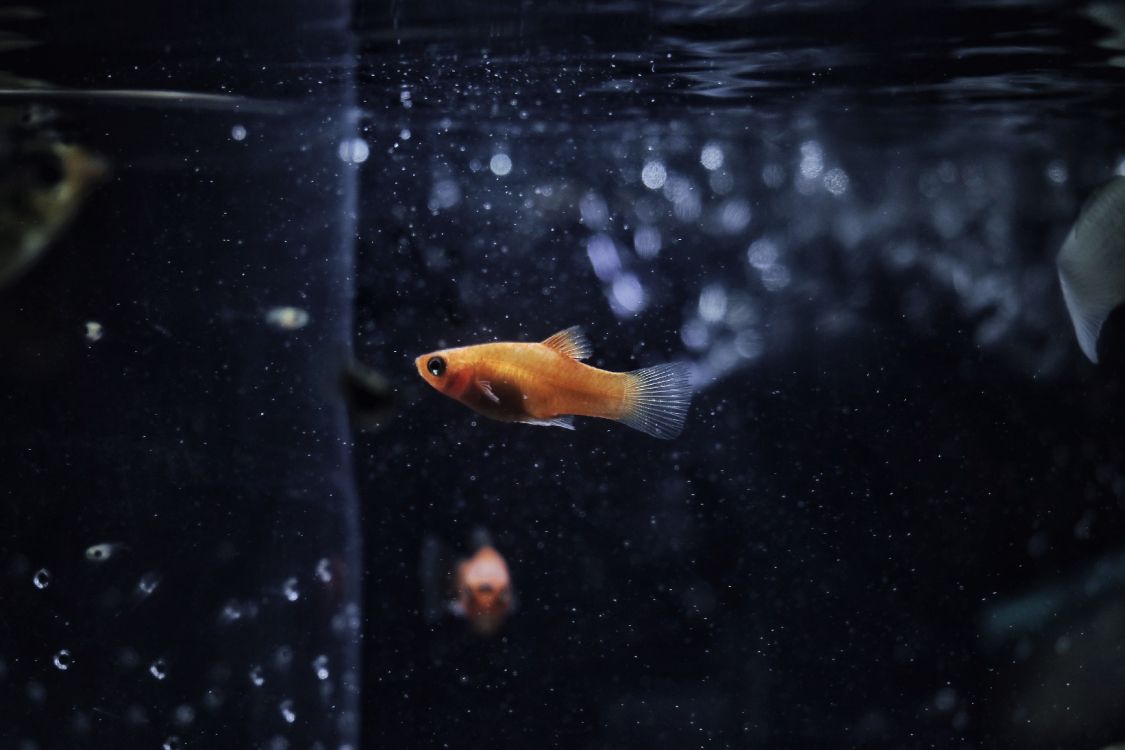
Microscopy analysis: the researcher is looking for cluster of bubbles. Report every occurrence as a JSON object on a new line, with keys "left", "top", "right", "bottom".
{"left": 418, "top": 119, "right": 1113, "bottom": 384}
{"left": 6, "top": 543, "right": 357, "bottom": 747}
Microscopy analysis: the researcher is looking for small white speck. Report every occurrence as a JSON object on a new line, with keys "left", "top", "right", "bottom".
{"left": 265, "top": 307, "right": 309, "bottom": 331}
{"left": 84, "top": 321, "right": 103, "bottom": 343}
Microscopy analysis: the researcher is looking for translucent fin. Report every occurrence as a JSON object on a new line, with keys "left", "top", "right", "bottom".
{"left": 519, "top": 416, "right": 576, "bottom": 430}
{"left": 619, "top": 362, "right": 693, "bottom": 439}
{"left": 477, "top": 380, "right": 500, "bottom": 403}
{"left": 419, "top": 535, "right": 453, "bottom": 624}
{"left": 1056, "top": 176, "right": 1125, "bottom": 364}
{"left": 541, "top": 326, "right": 592, "bottom": 360}
{"left": 1059, "top": 267, "right": 1106, "bottom": 363}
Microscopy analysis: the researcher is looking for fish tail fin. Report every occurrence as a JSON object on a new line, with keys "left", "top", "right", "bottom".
{"left": 618, "top": 361, "right": 693, "bottom": 439}
{"left": 419, "top": 534, "right": 453, "bottom": 624}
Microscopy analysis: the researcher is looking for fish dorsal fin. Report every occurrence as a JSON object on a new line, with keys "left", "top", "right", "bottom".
{"left": 541, "top": 326, "right": 592, "bottom": 360}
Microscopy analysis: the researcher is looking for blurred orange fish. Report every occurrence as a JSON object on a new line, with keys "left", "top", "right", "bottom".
{"left": 415, "top": 325, "right": 692, "bottom": 439}
{"left": 422, "top": 528, "right": 514, "bottom": 636}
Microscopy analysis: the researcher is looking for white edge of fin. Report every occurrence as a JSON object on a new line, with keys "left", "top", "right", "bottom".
{"left": 519, "top": 416, "right": 576, "bottom": 430}
{"left": 541, "top": 326, "right": 593, "bottom": 360}
{"left": 619, "top": 361, "right": 693, "bottom": 439}
{"left": 1059, "top": 266, "right": 1105, "bottom": 363}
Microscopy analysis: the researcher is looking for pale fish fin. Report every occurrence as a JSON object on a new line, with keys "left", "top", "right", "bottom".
{"left": 619, "top": 362, "right": 693, "bottom": 439}
{"left": 1056, "top": 176, "right": 1125, "bottom": 364}
{"left": 1059, "top": 267, "right": 1107, "bottom": 363}
{"left": 419, "top": 535, "right": 453, "bottom": 624}
{"left": 477, "top": 380, "right": 500, "bottom": 403}
{"left": 541, "top": 325, "right": 593, "bottom": 360}
{"left": 519, "top": 415, "right": 576, "bottom": 430}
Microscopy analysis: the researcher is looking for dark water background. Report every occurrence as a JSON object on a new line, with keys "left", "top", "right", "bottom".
{"left": 2, "top": 1, "right": 1125, "bottom": 748}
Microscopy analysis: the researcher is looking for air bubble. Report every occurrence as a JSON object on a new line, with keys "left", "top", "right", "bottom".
{"left": 265, "top": 306, "right": 310, "bottom": 331}
{"left": 149, "top": 659, "right": 167, "bottom": 680}
{"left": 698, "top": 285, "right": 728, "bottom": 323}
{"left": 137, "top": 572, "right": 161, "bottom": 597}
{"left": 934, "top": 687, "right": 958, "bottom": 712}
{"left": 1046, "top": 160, "right": 1068, "bottom": 185}
{"left": 85, "top": 543, "right": 123, "bottom": 562}
{"left": 84, "top": 321, "right": 103, "bottom": 343}
{"left": 633, "top": 226, "right": 661, "bottom": 259}
{"left": 823, "top": 168, "right": 850, "bottom": 196}
{"left": 230, "top": 124, "right": 247, "bottom": 141}
{"left": 747, "top": 238, "right": 779, "bottom": 269}
{"left": 249, "top": 666, "right": 265, "bottom": 687}
{"left": 641, "top": 160, "right": 667, "bottom": 190}
{"left": 26, "top": 680, "right": 46, "bottom": 704}
{"left": 279, "top": 699, "right": 296, "bottom": 724}
{"left": 700, "top": 142, "right": 724, "bottom": 171}
{"left": 162, "top": 736, "right": 181, "bottom": 750}
{"left": 32, "top": 569, "right": 50, "bottom": 589}
{"left": 203, "top": 688, "right": 224, "bottom": 711}
{"left": 282, "top": 577, "right": 299, "bottom": 602}
{"left": 799, "top": 140, "right": 824, "bottom": 180}
{"left": 274, "top": 645, "right": 294, "bottom": 671}
{"left": 52, "top": 650, "right": 72, "bottom": 671}
{"left": 489, "top": 153, "right": 512, "bottom": 177}
{"left": 173, "top": 704, "right": 195, "bottom": 726}
{"left": 315, "top": 558, "right": 333, "bottom": 583}
{"left": 312, "top": 655, "right": 329, "bottom": 681}
{"left": 611, "top": 273, "right": 646, "bottom": 314}
{"left": 337, "top": 138, "right": 369, "bottom": 165}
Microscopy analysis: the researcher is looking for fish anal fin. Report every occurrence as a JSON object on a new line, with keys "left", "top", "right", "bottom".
{"left": 519, "top": 415, "right": 576, "bottom": 431}
{"left": 619, "top": 362, "right": 693, "bottom": 439}
{"left": 477, "top": 380, "right": 500, "bottom": 403}
{"left": 541, "top": 326, "right": 593, "bottom": 360}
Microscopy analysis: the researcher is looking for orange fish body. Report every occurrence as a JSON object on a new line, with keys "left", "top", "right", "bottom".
{"left": 454, "top": 544, "right": 513, "bottom": 636}
{"left": 421, "top": 529, "right": 514, "bottom": 636}
{"left": 416, "top": 326, "right": 691, "bottom": 439}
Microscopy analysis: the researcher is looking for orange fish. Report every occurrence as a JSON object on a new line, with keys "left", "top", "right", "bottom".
{"left": 421, "top": 529, "right": 514, "bottom": 636}
{"left": 415, "top": 325, "right": 692, "bottom": 439}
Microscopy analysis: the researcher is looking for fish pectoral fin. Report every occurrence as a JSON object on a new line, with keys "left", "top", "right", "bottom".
{"left": 519, "top": 416, "right": 576, "bottom": 431}
{"left": 541, "top": 325, "right": 593, "bottom": 360}
{"left": 477, "top": 380, "right": 500, "bottom": 403}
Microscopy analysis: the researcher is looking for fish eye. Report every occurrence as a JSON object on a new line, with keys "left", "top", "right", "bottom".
{"left": 477, "top": 582, "right": 494, "bottom": 594}
{"left": 427, "top": 356, "right": 446, "bottom": 377}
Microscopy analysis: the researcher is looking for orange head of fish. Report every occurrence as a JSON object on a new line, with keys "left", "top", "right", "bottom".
{"left": 455, "top": 545, "right": 513, "bottom": 636}
{"left": 415, "top": 347, "right": 475, "bottom": 400}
